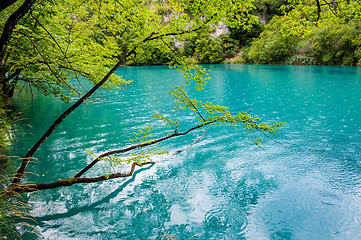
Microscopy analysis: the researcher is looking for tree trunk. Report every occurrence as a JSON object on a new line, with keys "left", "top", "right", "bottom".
{"left": 0, "top": 0, "right": 20, "bottom": 13}
{"left": 0, "top": 0, "right": 37, "bottom": 66}
{"left": 0, "top": 68, "right": 21, "bottom": 97}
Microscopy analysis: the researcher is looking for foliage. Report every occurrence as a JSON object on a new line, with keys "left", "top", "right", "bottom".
{"left": 231, "top": 56, "right": 247, "bottom": 64}
{"left": 247, "top": 0, "right": 361, "bottom": 65}
{"left": 253, "top": 0, "right": 292, "bottom": 21}
{"left": 0, "top": 0, "right": 128, "bottom": 100}
{"left": 305, "top": 21, "right": 361, "bottom": 65}
{"left": 229, "top": 22, "right": 264, "bottom": 47}
{"left": 194, "top": 37, "right": 224, "bottom": 64}
{"left": 0, "top": 98, "right": 13, "bottom": 152}
{"left": 125, "top": 39, "right": 179, "bottom": 65}
{"left": 0, "top": 189, "right": 35, "bottom": 239}
{"left": 247, "top": 15, "right": 301, "bottom": 64}
{"left": 220, "top": 34, "right": 240, "bottom": 58}
{"left": 155, "top": 80, "right": 286, "bottom": 146}
{"left": 155, "top": 5, "right": 172, "bottom": 16}
{"left": 183, "top": 37, "right": 198, "bottom": 57}
{"left": 285, "top": 55, "right": 315, "bottom": 65}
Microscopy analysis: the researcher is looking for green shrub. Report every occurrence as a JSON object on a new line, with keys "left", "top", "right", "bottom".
{"left": 285, "top": 55, "right": 315, "bottom": 65}
{"left": 0, "top": 97, "right": 12, "bottom": 152}
{"left": 247, "top": 16, "right": 300, "bottom": 64}
{"left": 194, "top": 37, "right": 224, "bottom": 64}
{"left": 220, "top": 34, "right": 240, "bottom": 58}
{"left": 184, "top": 38, "right": 197, "bottom": 57}
{"left": 156, "top": 6, "right": 172, "bottom": 16}
{"left": 231, "top": 56, "right": 246, "bottom": 64}
{"left": 305, "top": 22, "right": 360, "bottom": 65}
{"left": 223, "top": 59, "right": 231, "bottom": 64}
{"left": 229, "top": 22, "right": 264, "bottom": 47}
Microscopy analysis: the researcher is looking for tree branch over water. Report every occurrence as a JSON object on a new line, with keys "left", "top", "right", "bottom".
{"left": 7, "top": 26, "right": 216, "bottom": 189}
{"left": 0, "top": 0, "right": 285, "bottom": 202}
{"left": 2, "top": 122, "right": 212, "bottom": 197}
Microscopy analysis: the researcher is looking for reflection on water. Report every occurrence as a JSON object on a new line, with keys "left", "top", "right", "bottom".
{"left": 11, "top": 65, "right": 361, "bottom": 239}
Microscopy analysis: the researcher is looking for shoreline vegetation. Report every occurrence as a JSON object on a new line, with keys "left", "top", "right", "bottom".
{"left": 123, "top": 1, "right": 361, "bottom": 67}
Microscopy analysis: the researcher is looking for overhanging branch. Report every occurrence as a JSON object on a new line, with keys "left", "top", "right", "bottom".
{"left": 2, "top": 162, "right": 155, "bottom": 196}
{"left": 74, "top": 121, "right": 214, "bottom": 178}
{"left": 8, "top": 26, "right": 214, "bottom": 189}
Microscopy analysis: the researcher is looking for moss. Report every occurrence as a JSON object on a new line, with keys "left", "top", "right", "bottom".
{"left": 61, "top": 177, "right": 81, "bottom": 185}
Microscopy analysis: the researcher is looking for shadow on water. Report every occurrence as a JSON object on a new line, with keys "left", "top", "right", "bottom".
{"left": 33, "top": 164, "right": 154, "bottom": 225}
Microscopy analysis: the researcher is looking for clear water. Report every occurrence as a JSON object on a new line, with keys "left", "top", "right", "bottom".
{"left": 10, "top": 64, "right": 361, "bottom": 239}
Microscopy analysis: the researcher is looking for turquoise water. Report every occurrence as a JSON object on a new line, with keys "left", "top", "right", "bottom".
{"left": 11, "top": 64, "right": 361, "bottom": 239}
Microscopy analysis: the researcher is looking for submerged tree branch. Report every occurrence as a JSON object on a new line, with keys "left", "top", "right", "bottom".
{"left": 1, "top": 122, "right": 213, "bottom": 199}
{"left": 2, "top": 162, "right": 155, "bottom": 196}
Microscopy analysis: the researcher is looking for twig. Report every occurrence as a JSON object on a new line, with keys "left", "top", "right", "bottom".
{"left": 74, "top": 121, "right": 214, "bottom": 178}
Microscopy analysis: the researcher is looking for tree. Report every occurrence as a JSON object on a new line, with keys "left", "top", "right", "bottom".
{"left": 194, "top": 37, "right": 224, "bottom": 63}
{"left": 0, "top": 0, "right": 284, "bottom": 201}
{"left": 247, "top": 0, "right": 361, "bottom": 65}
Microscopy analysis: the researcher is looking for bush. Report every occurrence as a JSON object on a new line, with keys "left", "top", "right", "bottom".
{"left": 231, "top": 56, "right": 246, "bottom": 64}
{"left": 305, "top": 22, "right": 361, "bottom": 65}
{"left": 220, "top": 34, "right": 240, "bottom": 58}
{"left": 126, "top": 41, "right": 175, "bottom": 65}
{"left": 183, "top": 37, "right": 197, "bottom": 57}
{"left": 246, "top": 1, "right": 361, "bottom": 66}
{"left": 229, "top": 22, "right": 264, "bottom": 47}
{"left": 156, "top": 6, "right": 172, "bottom": 16}
{"left": 0, "top": 97, "right": 12, "bottom": 153}
{"left": 285, "top": 55, "right": 315, "bottom": 65}
{"left": 247, "top": 16, "right": 300, "bottom": 64}
{"left": 194, "top": 37, "right": 224, "bottom": 64}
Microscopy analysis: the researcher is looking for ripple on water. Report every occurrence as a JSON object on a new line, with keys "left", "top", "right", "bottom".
{"left": 204, "top": 208, "right": 248, "bottom": 238}
{"left": 319, "top": 192, "right": 340, "bottom": 206}
{"left": 354, "top": 216, "right": 361, "bottom": 225}
{"left": 179, "top": 202, "right": 195, "bottom": 213}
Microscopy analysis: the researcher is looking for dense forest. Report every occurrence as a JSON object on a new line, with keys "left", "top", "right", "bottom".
{"left": 129, "top": 0, "right": 361, "bottom": 66}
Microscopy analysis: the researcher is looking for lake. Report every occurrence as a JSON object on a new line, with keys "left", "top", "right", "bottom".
{"left": 11, "top": 64, "right": 361, "bottom": 239}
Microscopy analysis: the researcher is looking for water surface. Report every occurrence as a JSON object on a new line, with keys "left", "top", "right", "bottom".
{"left": 11, "top": 64, "right": 361, "bottom": 239}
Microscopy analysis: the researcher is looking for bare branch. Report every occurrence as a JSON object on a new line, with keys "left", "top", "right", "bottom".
{"left": 2, "top": 162, "right": 155, "bottom": 197}
{"left": 74, "top": 121, "right": 214, "bottom": 178}
{"left": 173, "top": 126, "right": 209, "bottom": 155}
{"left": 316, "top": 0, "right": 322, "bottom": 21}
